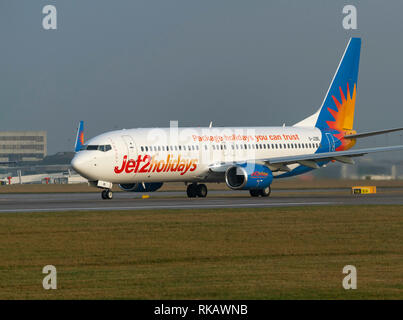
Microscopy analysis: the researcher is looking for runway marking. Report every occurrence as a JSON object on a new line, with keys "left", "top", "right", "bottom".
{"left": 0, "top": 202, "right": 335, "bottom": 213}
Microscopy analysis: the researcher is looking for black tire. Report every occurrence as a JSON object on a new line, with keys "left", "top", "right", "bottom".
{"left": 249, "top": 189, "right": 260, "bottom": 197}
{"left": 196, "top": 184, "right": 208, "bottom": 198}
{"left": 105, "top": 189, "right": 113, "bottom": 200}
{"left": 260, "top": 186, "right": 271, "bottom": 197}
{"left": 186, "top": 184, "right": 197, "bottom": 198}
{"left": 101, "top": 190, "right": 107, "bottom": 199}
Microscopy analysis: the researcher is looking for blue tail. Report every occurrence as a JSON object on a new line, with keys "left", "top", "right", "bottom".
{"left": 74, "top": 121, "right": 84, "bottom": 152}
{"left": 294, "top": 38, "right": 361, "bottom": 131}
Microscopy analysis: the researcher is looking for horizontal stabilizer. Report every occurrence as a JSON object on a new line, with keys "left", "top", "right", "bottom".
{"left": 344, "top": 127, "right": 403, "bottom": 139}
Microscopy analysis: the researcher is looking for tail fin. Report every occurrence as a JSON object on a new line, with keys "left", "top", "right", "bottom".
{"left": 294, "top": 38, "right": 361, "bottom": 131}
{"left": 74, "top": 121, "right": 84, "bottom": 152}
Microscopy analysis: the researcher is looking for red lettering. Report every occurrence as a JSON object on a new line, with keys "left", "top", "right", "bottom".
{"left": 114, "top": 155, "right": 127, "bottom": 174}
{"left": 125, "top": 159, "right": 136, "bottom": 173}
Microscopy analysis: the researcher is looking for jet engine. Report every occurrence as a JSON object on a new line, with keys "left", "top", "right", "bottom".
{"left": 118, "top": 182, "right": 163, "bottom": 192}
{"left": 225, "top": 163, "right": 273, "bottom": 190}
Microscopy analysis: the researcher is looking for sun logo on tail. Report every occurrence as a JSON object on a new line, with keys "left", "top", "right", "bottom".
{"left": 326, "top": 83, "right": 356, "bottom": 131}
{"left": 79, "top": 132, "right": 84, "bottom": 145}
{"left": 326, "top": 83, "right": 357, "bottom": 151}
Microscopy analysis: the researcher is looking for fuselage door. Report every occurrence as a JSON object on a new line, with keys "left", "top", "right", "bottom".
{"left": 325, "top": 133, "right": 335, "bottom": 152}
{"left": 122, "top": 135, "right": 136, "bottom": 160}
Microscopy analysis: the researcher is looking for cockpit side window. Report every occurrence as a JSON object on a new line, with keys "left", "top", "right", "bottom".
{"left": 80, "top": 144, "right": 112, "bottom": 152}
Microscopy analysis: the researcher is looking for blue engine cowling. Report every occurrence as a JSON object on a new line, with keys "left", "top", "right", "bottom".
{"left": 119, "top": 182, "right": 163, "bottom": 192}
{"left": 225, "top": 163, "right": 273, "bottom": 190}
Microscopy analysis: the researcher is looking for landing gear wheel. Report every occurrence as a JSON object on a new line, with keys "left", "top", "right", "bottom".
{"left": 249, "top": 189, "right": 260, "bottom": 197}
{"left": 186, "top": 184, "right": 197, "bottom": 198}
{"left": 196, "top": 184, "right": 208, "bottom": 198}
{"left": 102, "top": 189, "right": 113, "bottom": 200}
{"left": 260, "top": 186, "right": 271, "bottom": 197}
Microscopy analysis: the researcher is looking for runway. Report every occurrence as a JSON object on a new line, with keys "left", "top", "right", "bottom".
{"left": 0, "top": 190, "right": 402, "bottom": 213}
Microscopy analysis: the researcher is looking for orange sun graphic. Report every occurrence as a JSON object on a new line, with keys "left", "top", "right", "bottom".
{"left": 326, "top": 83, "right": 357, "bottom": 151}
{"left": 79, "top": 132, "right": 84, "bottom": 145}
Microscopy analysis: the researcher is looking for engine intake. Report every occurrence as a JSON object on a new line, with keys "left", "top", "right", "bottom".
{"left": 225, "top": 163, "right": 273, "bottom": 190}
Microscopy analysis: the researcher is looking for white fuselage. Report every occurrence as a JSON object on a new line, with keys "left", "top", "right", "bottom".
{"left": 71, "top": 126, "right": 323, "bottom": 184}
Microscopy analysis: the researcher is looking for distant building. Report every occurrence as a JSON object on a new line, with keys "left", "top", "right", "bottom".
{"left": 0, "top": 131, "right": 47, "bottom": 162}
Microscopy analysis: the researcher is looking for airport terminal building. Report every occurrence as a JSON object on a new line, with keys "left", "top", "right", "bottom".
{"left": 0, "top": 131, "right": 47, "bottom": 162}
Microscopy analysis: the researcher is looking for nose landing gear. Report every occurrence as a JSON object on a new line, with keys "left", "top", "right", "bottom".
{"left": 186, "top": 183, "right": 208, "bottom": 198}
{"left": 101, "top": 189, "right": 113, "bottom": 200}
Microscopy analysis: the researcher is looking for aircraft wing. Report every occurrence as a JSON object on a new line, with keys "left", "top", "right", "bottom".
{"left": 209, "top": 145, "right": 403, "bottom": 172}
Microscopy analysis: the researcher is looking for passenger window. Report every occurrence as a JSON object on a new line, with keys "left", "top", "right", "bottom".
{"left": 141, "top": 146, "right": 144, "bottom": 152}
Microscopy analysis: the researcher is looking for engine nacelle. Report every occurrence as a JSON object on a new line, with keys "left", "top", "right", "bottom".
{"left": 225, "top": 163, "right": 273, "bottom": 190}
{"left": 118, "top": 182, "right": 163, "bottom": 192}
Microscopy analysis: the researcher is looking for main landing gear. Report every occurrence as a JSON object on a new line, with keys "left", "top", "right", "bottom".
{"left": 186, "top": 183, "right": 208, "bottom": 198}
{"left": 249, "top": 186, "right": 271, "bottom": 197}
{"left": 101, "top": 189, "right": 113, "bottom": 200}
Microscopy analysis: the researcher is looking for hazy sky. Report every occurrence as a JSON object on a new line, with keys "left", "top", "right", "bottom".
{"left": 1, "top": 1, "right": 403, "bottom": 155}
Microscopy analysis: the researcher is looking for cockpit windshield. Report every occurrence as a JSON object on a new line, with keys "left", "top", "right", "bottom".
{"left": 80, "top": 144, "right": 112, "bottom": 152}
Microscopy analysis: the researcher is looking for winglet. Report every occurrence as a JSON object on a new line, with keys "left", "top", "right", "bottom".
{"left": 74, "top": 121, "right": 84, "bottom": 152}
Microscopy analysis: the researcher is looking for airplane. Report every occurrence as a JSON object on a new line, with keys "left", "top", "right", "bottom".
{"left": 71, "top": 37, "right": 403, "bottom": 200}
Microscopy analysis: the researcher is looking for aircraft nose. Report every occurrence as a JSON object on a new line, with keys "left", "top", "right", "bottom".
{"left": 71, "top": 153, "right": 89, "bottom": 176}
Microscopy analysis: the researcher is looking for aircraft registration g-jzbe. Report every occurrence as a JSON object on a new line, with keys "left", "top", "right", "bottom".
{"left": 71, "top": 37, "right": 403, "bottom": 200}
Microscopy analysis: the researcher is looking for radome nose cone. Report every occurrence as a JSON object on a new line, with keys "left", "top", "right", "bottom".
{"left": 71, "top": 154, "right": 85, "bottom": 174}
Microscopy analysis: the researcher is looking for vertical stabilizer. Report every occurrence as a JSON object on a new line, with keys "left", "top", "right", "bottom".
{"left": 74, "top": 121, "right": 84, "bottom": 152}
{"left": 294, "top": 38, "right": 361, "bottom": 130}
